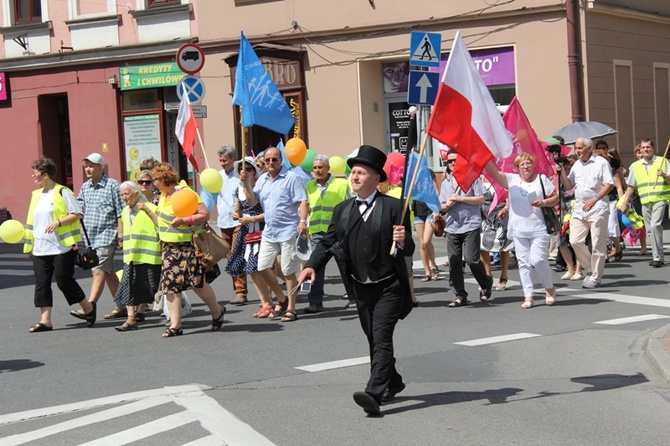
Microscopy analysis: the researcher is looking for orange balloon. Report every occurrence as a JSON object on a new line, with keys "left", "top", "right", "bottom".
{"left": 171, "top": 188, "right": 199, "bottom": 217}
{"left": 285, "top": 138, "right": 307, "bottom": 166}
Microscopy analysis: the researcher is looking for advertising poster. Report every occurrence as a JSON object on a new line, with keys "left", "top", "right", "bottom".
{"left": 123, "top": 114, "right": 162, "bottom": 180}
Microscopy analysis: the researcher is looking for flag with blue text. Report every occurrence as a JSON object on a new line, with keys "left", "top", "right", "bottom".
{"left": 232, "top": 31, "right": 295, "bottom": 134}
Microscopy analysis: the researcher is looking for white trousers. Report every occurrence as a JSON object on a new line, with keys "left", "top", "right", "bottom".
{"left": 570, "top": 211, "right": 609, "bottom": 283}
{"left": 513, "top": 233, "right": 554, "bottom": 298}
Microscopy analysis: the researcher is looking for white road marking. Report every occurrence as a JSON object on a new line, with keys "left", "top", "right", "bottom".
{"left": 454, "top": 333, "right": 541, "bottom": 347}
{"left": 295, "top": 356, "right": 370, "bottom": 372}
{"left": 182, "top": 435, "right": 224, "bottom": 446}
{"left": 594, "top": 314, "right": 670, "bottom": 325}
{"left": 0, "top": 270, "right": 33, "bottom": 276}
{"left": 562, "top": 288, "right": 670, "bottom": 308}
{"left": 0, "top": 384, "right": 275, "bottom": 446}
{"left": 0, "top": 261, "right": 31, "bottom": 267}
{"left": 78, "top": 411, "right": 197, "bottom": 446}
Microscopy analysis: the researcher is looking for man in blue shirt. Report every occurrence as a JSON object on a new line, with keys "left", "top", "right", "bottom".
{"left": 247, "top": 147, "right": 308, "bottom": 323}
{"left": 216, "top": 144, "right": 247, "bottom": 305}
{"left": 72, "top": 153, "right": 125, "bottom": 320}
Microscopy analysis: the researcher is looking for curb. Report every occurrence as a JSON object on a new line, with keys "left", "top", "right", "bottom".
{"left": 644, "top": 324, "right": 670, "bottom": 383}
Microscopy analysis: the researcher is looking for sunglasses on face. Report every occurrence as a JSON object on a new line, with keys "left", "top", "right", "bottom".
{"left": 239, "top": 167, "right": 255, "bottom": 173}
{"left": 446, "top": 159, "right": 457, "bottom": 164}
{"left": 137, "top": 180, "right": 152, "bottom": 185}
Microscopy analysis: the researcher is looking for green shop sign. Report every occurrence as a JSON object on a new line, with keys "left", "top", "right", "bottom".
{"left": 119, "top": 62, "right": 186, "bottom": 91}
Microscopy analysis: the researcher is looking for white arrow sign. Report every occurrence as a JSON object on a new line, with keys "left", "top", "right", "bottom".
{"left": 415, "top": 73, "right": 434, "bottom": 104}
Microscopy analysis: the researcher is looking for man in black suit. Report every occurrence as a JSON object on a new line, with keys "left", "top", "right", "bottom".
{"left": 298, "top": 145, "right": 415, "bottom": 416}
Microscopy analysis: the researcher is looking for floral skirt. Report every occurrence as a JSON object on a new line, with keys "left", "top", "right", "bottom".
{"left": 159, "top": 242, "right": 208, "bottom": 294}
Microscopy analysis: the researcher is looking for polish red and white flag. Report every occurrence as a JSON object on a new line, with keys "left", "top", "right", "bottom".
{"left": 175, "top": 88, "right": 200, "bottom": 172}
{"left": 426, "top": 31, "right": 512, "bottom": 192}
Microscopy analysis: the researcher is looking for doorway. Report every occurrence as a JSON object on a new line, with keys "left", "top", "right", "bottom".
{"left": 38, "top": 94, "right": 73, "bottom": 189}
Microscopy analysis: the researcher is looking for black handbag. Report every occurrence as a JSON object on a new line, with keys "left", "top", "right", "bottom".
{"left": 539, "top": 175, "right": 560, "bottom": 235}
{"left": 74, "top": 220, "right": 99, "bottom": 270}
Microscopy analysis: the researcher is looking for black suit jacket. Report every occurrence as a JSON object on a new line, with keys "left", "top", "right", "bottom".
{"left": 306, "top": 193, "right": 415, "bottom": 317}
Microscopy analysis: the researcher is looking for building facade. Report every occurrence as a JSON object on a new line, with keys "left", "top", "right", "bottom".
{"left": 1, "top": 0, "right": 670, "bottom": 221}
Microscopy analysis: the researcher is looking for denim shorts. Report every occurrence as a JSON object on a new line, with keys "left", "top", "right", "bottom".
{"left": 414, "top": 214, "right": 434, "bottom": 225}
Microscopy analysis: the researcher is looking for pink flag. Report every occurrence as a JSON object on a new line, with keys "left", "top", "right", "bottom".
{"left": 484, "top": 96, "right": 555, "bottom": 212}
{"left": 389, "top": 163, "right": 405, "bottom": 186}
{"left": 426, "top": 31, "right": 512, "bottom": 192}
{"left": 175, "top": 88, "right": 200, "bottom": 172}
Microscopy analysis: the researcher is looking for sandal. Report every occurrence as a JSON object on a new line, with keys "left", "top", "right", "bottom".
{"left": 29, "top": 322, "right": 52, "bottom": 333}
{"left": 211, "top": 306, "right": 226, "bottom": 331}
{"left": 496, "top": 278, "right": 508, "bottom": 291}
{"left": 614, "top": 249, "right": 623, "bottom": 262}
{"left": 104, "top": 307, "right": 127, "bottom": 319}
{"left": 546, "top": 290, "right": 556, "bottom": 306}
{"left": 162, "top": 327, "right": 183, "bottom": 338}
{"left": 85, "top": 302, "right": 97, "bottom": 328}
{"left": 521, "top": 298, "right": 534, "bottom": 309}
{"left": 281, "top": 310, "right": 299, "bottom": 322}
{"left": 254, "top": 306, "right": 273, "bottom": 318}
{"left": 269, "top": 299, "right": 288, "bottom": 319}
{"left": 420, "top": 275, "right": 431, "bottom": 282}
{"left": 431, "top": 268, "right": 440, "bottom": 281}
{"left": 448, "top": 298, "right": 468, "bottom": 307}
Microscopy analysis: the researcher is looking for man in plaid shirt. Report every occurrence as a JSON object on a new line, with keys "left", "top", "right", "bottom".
{"left": 71, "top": 153, "right": 125, "bottom": 321}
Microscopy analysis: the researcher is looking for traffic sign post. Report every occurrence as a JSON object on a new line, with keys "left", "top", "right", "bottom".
{"left": 176, "top": 43, "right": 205, "bottom": 74}
{"left": 176, "top": 75, "right": 206, "bottom": 104}
{"left": 407, "top": 71, "right": 439, "bottom": 105}
{"left": 409, "top": 31, "right": 441, "bottom": 68}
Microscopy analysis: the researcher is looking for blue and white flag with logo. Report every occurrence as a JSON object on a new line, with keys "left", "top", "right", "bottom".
{"left": 232, "top": 31, "right": 295, "bottom": 134}
{"left": 403, "top": 152, "right": 441, "bottom": 213}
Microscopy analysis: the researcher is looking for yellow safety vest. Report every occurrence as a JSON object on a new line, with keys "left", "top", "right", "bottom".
{"left": 24, "top": 184, "right": 82, "bottom": 253}
{"left": 156, "top": 192, "right": 204, "bottom": 243}
{"left": 306, "top": 177, "right": 349, "bottom": 234}
{"left": 632, "top": 157, "right": 670, "bottom": 205}
{"left": 121, "top": 204, "right": 161, "bottom": 264}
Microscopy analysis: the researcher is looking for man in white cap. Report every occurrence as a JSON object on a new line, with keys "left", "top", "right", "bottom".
{"left": 71, "top": 153, "right": 125, "bottom": 321}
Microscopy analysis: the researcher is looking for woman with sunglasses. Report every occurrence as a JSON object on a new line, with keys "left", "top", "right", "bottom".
{"left": 226, "top": 156, "right": 283, "bottom": 317}
{"left": 24, "top": 157, "right": 95, "bottom": 332}
{"left": 136, "top": 170, "right": 159, "bottom": 205}
{"left": 113, "top": 181, "right": 161, "bottom": 331}
{"left": 151, "top": 163, "right": 226, "bottom": 337}
{"left": 486, "top": 154, "right": 559, "bottom": 308}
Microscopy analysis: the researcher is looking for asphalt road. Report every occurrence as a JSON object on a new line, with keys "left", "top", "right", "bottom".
{"left": 2, "top": 234, "right": 670, "bottom": 446}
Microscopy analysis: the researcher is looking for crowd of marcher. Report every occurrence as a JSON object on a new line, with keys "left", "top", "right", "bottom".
{"left": 22, "top": 136, "right": 669, "bottom": 414}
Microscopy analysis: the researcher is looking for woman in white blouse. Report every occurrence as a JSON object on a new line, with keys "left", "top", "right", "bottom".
{"left": 486, "top": 153, "right": 559, "bottom": 308}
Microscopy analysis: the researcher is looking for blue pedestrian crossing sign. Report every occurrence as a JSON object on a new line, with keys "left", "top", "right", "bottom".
{"left": 410, "top": 31, "right": 441, "bottom": 67}
{"left": 407, "top": 71, "right": 439, "bottom": 105}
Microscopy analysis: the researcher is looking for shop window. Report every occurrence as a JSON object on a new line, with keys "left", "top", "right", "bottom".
{"left": 122, "top": 89, "right": 159, "bottom": 112}
{"left": 14, "top": 0, "right": 41, "bottom": 24}
{"left": 148, "top": 0, "right": 180, "bottom": 7}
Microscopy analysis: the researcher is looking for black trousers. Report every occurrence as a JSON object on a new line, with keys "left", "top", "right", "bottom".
{"left": 447, "top": 229, "right": 492, "bottom": 299}
{"left": 33, "top": 249, "right": 86, "bottom": 308}
{"left": 353, "top": 277, "right": 404, "bottom": 403}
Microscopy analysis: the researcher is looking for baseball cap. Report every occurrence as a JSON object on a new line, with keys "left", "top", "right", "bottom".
{"left": 296, "top": 234, "right": 312, "bottom": 261}
{"left": 82, "top": 153, "right": 105, "bottom": 165}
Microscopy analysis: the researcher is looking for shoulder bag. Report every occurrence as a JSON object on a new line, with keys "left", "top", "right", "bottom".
{"left": 74, "top": 220, "right": 99, "bottom": 270}
{"left": 539, "top": 175, "right": 560, "bottom": 235}
{"left": 191, "top": 223, "right": 230, "bottom": 269}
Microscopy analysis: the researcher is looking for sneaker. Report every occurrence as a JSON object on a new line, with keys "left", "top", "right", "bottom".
{"left": 345, "top": 302, "right": 358, "bottom": 309}
{"left": 582, "top": 278, "right": 600, "bottom": 289}
{"left": 570, "top": 273, "right": 584, "bottom": 281}
{"left": 303, "top": 305, "right": 325, "bottom": 314}
{"left": 560, "top": 271, "right": 574, "bottom": 280}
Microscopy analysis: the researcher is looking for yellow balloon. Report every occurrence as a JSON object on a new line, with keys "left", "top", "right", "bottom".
{"left": 116, "top": 269, "right": 124, "bottom": 281}
{"left": 329, "top": 156, "right": 346, "bottom": 175}
{"left": 0, "top": 219, "right": 25, "bottom": 244}
{"left": 172, "top": 188, "right": 199, "bottom": 218}
{"left": 200, "top": 168, "right": 223, "bottom": 193}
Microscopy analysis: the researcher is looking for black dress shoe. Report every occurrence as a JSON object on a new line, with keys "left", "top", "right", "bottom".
{"left": 114, "top": 322, "right": 138, "bottom": 332}
{"left": 650, "top": 260, "right": 664, "bottom": 268}
{"left": 353, "top": 391, "right": 381, "bottom": 416}
{"left": 382, "top": 382, "right": 406, "bottom": 402}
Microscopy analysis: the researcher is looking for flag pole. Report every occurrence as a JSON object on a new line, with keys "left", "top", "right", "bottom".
{"left": 196, "top": 128, "right": 209, "bottom": 169}
{"left": 653, "top": 138, "right": 670, "bottom": 189}
{"left": 390, "top": 134, "right": 429, "bottom": 255}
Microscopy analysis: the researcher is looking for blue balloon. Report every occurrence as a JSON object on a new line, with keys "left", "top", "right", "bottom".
{"left": 620, "top": 213, "right": 633, "bottom": 228}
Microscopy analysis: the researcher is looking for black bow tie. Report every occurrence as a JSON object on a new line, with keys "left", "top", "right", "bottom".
{"left": 356, "top": 200, "right": 366, "bottom": 206}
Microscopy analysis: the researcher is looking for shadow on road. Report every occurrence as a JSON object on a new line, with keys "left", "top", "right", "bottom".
{"left": 0, "top": 358, "right": 45, "bottom": 373}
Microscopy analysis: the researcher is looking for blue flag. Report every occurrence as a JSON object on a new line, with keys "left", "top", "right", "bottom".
{"left": 276, "top": 139, "right": 292, "bottom": 170}
{"left": 232, "top": 31, "right": 295, "bottom": 134}
{"left": 403, "top": 152, "right": 441, "bottom": 213}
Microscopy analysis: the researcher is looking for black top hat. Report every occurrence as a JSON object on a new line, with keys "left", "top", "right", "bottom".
{"left": 347, "top": 145, "right": 388, "bottom": 182}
